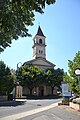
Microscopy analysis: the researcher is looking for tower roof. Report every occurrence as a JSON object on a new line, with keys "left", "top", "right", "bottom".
{"left": 36, "top": 26, "right": 45, "bottom": 37}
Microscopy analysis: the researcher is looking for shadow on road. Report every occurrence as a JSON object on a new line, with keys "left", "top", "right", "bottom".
{"left": 26, "top": 95, "right": 62, "bottom": 100}
{"left": 0, "top": 95, "right": 62, "bottom": 107}
{"left": 0, "top": 100, "right": 26, "bottom": 107}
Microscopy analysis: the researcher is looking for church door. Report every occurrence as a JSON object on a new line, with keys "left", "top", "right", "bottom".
{"left": 39, "top": 86, "right": 44, "bottom": 96}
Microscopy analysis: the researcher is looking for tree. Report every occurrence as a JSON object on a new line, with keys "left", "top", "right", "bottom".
{"left": 0, "top": 0, "right": 55, "bottom": 52}
{"left": 0, "top": 61, "right": 14, "bottom": 95}
{"left": 44, "top": 69, "right": 54, "bottom": 95}
{"left": 18, "top": 65, "right": 43, "bottom": 95}
{"left": 67, "top": 51, "right": 80, "bottom": 95}
{"left": 44, "top": 68, "right": 64, "bottom": 95}
{"left": 63, "top": 72, "right": 74, "bottom": 92}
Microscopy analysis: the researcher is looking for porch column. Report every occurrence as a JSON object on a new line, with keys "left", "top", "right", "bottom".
{"left": 36, "top": 87, "right": 39, "bottom": 96}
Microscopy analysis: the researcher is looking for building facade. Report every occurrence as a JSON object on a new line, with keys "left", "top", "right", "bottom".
{"left": 16, "top": 26, "right": 57, "bottom": 97}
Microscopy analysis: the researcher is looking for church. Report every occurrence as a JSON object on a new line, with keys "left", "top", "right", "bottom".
{"left": 20, "top": 26, "right": 57, "bottom": 97}
{"left": 16, "top": 26, "right": 57, "bottom": 97}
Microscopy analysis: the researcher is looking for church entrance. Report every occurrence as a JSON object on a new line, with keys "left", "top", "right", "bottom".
{"left": 39, "top": 86, "right": 44, "bottom": 96}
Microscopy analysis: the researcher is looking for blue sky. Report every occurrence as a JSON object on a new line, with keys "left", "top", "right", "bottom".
{"left": 0, "top": 0, "right": 80, "bottom": 72}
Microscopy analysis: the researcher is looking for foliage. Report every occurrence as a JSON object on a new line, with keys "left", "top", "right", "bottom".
{"left": 68, "top": 51, "right": 80, "bottom": 77}
{"left": 64, "top": 51, "right": 80, "bottom": 95}
{"left": 18, "top": 65, "right": 64, "bottom": 95}
{"left": 18, "top": 65, "right": 43, "bottom": 95}
{"left": 63, "top": 72, "right": 78, "bottom": 93}
{"left": 0, "top": 0, "right": 55, "bottom": 52}
{"left": 44, "top": 68, "right": 64, "bottom": 95}
{"left": 0, "top": 61, "right": 14, "bottom": 95}
{"left": 44, "top": 68, "right": 64, "bottom": 89}
{"left": 63, "top": 72, "right": 71, "bottom": 82}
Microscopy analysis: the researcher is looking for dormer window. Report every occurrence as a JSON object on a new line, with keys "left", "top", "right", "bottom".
{"left": 39, "top": 39, "right": 42, "bottom": 44}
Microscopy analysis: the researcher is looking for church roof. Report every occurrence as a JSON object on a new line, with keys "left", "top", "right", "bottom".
{"left": 36, "top": 26, "right": 45, "bottom": 37}
{"left": 23, "top": 58, "right": 55, "bottom": 68}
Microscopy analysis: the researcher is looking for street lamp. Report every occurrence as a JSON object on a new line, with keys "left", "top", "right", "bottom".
{"left": 15, "top": 62, "right": 22, "bottom": 99}
{"left": 75, "top": 69, "right": 80, "bottom": 87}
{"left": 16, "top": 62, "right": 22, "bottom": 82}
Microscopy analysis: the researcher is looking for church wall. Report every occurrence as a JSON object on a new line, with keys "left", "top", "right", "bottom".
{"left": 53, "top": 86, "right": 58, "bottom": 95}
{"left": 22, "top": 87, "right": 30, "bottom": 95}
{"left": 46, "top": 86, "right": 52, "bottom": 95}
{"left": 32, "top": 87, "right": 38, "bottom": 96}
{"left": 21, "top": 85, "right": 58, "bottom": 97}
{"left": 44, "top": 86, "right": 47, "bottom": 96}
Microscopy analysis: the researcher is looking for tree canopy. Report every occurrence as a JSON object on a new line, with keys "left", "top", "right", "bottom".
{"left": 17, "top": 65, "right": 64, "bottom": 95}
{"left": 44, "top": 68, "right": 64, "bottom": 88}
{"left": 18, "top": 65, "right": 43, "bottom": 95}
{"left": 0, "top": 0, "right": 55, "bottom": 52}
{"left": 44, "top": 68, "right": 64, "bottom": 95}
{"left": 64, "top": 51, "right": 80, "bottom": 95}
{"left": 0, "top": 61, "right": 15, "bottom": 95}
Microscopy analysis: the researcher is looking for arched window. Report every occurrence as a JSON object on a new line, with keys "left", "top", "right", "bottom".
{"left": 39, "top": 39, "right": 42, "bottom": 44}
{"left": 39, "top": 50, "right": 40, "bottom": 53}
{"left": 39, "top": 50, "right": 43, "bottom": 54}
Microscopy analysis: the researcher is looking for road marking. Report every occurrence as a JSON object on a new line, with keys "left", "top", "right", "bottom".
{"left": 0, "top": 102, "right": 58, "bottom": 120}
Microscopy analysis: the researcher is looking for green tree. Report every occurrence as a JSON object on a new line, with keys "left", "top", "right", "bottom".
{"left": 0, "top": 0, "right": 55, "bottom": 52}
{"left": 44, "top": 68, "right": 64, "bottom": 95}
{"left": 44, "top": 69, "right": 54, "bottom": 95}
{"left": 18, "top": 65, "right": 43, "bottom": 95}
{"left": 0, "top": 61, "right": 14, "bottom": 95}
{"left": 63, "top": 72, "right": 73, "bottom": 91}
{"left": 67, "top": 51, "right": 80, "bottom": 95}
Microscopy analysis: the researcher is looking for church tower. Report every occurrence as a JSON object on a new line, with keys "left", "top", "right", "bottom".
{"left": 32, "top": 26, "right": 46, "bottom": 59}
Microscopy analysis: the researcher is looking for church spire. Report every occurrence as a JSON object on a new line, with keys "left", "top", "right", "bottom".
{"left": 33, "top": 26, "right": 46, "bottom": 59}
{"left": 36, "top": 26, "right": 45, "bottom": 37}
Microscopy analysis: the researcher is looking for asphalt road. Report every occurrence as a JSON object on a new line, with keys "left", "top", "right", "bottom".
{"left": 0, "top": 98, "right": 61, "bottom": 118}
{"left": 19, "top": 105, "right": 80, "bottom": 120}
{"left": 0, "top": 98, "right": 80, "bottom": 120}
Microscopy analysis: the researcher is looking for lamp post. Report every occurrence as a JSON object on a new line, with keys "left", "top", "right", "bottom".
{"left": 15, "top": 62, "right": 22, "bottom": 99}
{"left": 75, "top": 69, "right": 80, "bottom": 87}
{"left": 16, "top": 62, "right": 22, "bottom": 82}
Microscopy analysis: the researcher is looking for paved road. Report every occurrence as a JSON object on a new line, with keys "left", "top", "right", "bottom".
{"left": 20, "top": 105, "right": 80, "bottom": 120}
{"left": 0, "top": 99, "right": 61, "bottom": 118}
{"left": 0, "top": 99, "right": 80, "bottom": 120}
